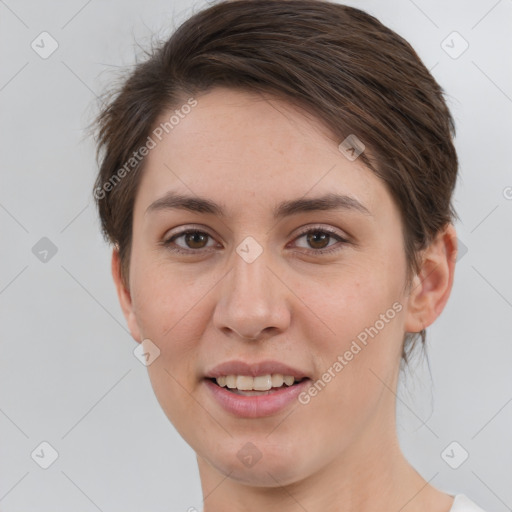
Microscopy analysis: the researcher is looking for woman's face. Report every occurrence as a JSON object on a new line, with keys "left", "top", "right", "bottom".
{"left": 116, "top": 87, "right": 421, "bottom": 485}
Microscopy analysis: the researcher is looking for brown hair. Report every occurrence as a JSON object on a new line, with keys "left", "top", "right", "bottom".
{"left": 92, "top": 0, "right": 458, "bottom": 362}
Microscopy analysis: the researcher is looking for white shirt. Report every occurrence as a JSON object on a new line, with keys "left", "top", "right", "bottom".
{"left": 450, "top": 494, "right": 487, "bottom": 512}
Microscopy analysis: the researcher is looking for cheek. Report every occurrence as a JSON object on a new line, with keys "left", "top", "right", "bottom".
{"left": 134, "top": 270, "right": 207, "bottom": 437}
{"left": 129, "top": 261, "right": 211, "bottom": 409}
{"left": 130, "top": 256, "right": 215, "bottom": 343}
{"left": 295, "top": 295, "right": 404, "bottom": 458}
{"left": 303, "top": 256, "right": 404, "bottom": 347}
{"left": 298, "top": 258, "right": 405, "bottom": 407}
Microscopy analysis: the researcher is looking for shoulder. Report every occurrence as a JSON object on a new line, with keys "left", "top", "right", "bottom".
{"left": 450, "top": 494, "right": 487, "bottom": 512}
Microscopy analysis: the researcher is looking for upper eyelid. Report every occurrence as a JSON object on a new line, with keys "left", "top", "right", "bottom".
{"left": 166, "top": 223, "right": 346, "bottom": 238}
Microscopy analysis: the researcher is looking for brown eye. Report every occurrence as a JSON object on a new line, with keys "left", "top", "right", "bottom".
{"left": 306, "top": 231, "right": 331, "bottom": 250}
{"left": 163, "top": 229, "right": 217, "bottom": 253}
{"left": 292, "top": 226, "right": 349, "bottom": 255}
{"left": 184, "top": 231, "right": 209, "bottom": 249}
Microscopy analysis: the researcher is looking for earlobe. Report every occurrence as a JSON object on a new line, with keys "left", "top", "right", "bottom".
{"left": 111, "top": 249, "right": 142, "bottom": 343}
{"left": 404, "top": 224, "right": 458, "bottom": 333}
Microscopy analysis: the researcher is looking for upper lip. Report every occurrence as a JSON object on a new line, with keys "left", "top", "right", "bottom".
{"left": 205, "top": 360, "right": 310, "bottom": 379}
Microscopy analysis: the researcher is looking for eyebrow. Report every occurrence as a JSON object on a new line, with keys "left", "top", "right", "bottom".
{"left": 145, "top": 191, "right": 372, "bottom": 218}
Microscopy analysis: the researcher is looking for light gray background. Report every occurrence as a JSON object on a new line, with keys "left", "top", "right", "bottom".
{"left": 1, "top": 0, "right": 511, "bottom": 510}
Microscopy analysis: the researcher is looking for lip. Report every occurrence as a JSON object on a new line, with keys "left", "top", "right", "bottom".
{"left": 205, "top": 359, "right": 309, "bottom": 379}
{"left": 204, "top": 377, "right": 311, "bottom": 418}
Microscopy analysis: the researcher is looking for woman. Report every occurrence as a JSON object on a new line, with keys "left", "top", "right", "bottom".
{"left": 92, "top": 1, "right": 487, "bottom": 510}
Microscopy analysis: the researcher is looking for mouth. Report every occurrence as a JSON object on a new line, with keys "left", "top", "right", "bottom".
{"left": 206, "top": 374, "right": 308, "bottom": 396}
{"left": 203, "top": 360, "right": 312, "bottom": 418}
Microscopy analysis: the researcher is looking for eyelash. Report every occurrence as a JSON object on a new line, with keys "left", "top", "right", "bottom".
{"left": 161, "top": 225, "right": 349, "bottom": 256}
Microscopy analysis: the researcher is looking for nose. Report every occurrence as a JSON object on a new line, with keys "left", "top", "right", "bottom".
{"left": 212, "top": 245, "right": 291, "bottom": 341}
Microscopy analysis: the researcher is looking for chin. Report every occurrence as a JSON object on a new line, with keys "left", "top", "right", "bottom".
{"left": 214, "top": 460, "right": 306, "bottom": 488}
{"left": 203, "top": 439, "right": 314, "bottom": 487}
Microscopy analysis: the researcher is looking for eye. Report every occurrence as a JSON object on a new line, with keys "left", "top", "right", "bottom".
{"left": 291, "top": 226, "right": 349, "bottom": 255}
{"left": 161, "top": 225, "right": 349, "bottom": 256}
{"left": 162, "top": 228, "right": 218, "bottom": 254}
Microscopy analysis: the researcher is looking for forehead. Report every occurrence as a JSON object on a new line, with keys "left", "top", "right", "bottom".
{"left": 134, "top": 87, "right": 391, "bottom": 221}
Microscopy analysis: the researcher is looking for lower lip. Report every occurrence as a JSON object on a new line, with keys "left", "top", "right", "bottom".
{"left": 204, "top": 378, "right": 311, "bottom": 418}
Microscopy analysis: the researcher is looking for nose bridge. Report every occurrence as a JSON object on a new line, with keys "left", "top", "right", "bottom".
{"left": 213, "top": 236, "right": 289, "bottom": 339}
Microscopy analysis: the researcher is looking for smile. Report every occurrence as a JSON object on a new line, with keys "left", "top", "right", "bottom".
{"left": 213, "top": 374, "right": 303, "bottom": 393}
{"left": 203, "top": 360, "right": 312, "bottom": 417}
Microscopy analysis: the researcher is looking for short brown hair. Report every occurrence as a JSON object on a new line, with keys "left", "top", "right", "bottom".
{"left": 92, "top": 0, "right": 458, "bottom": 361}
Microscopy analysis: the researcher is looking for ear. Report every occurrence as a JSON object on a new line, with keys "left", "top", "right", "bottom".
{"left": 404, "top": 223, "right": 458, "bottom": 333}
{"left": 111, "top": 248, "right": 142, "bottom": 343}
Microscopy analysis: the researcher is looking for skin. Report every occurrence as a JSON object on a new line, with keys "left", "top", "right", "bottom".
{"left": 112, "top": 87, "right": 458, "bottom": 512}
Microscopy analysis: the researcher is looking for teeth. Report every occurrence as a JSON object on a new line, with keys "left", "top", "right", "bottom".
{"left": 253, "top": 375, "right": 272, "bottom": 391}
{"left": 214, "top": 374, "right": 300, "bottom": 391}
{"left": 236, "top": 375, "right": 254, "bottom": 390}
{"left": 225, "top": 375, "right": 236, "bottom": 389}
{"left": 283, "top": 375, "right": 294, "bottom": 386}
{"left": 271, "top": 374, "right": 284, "bottom": 388}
